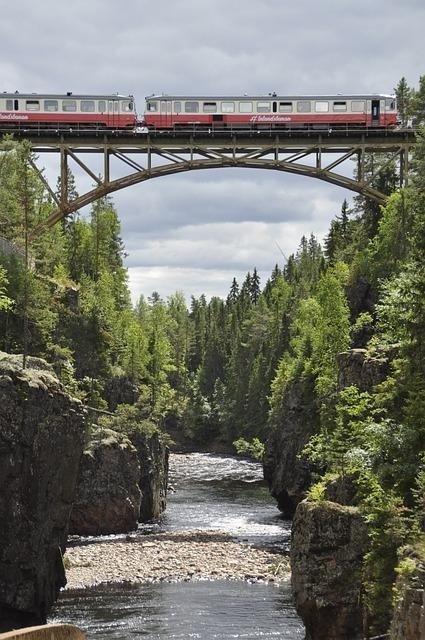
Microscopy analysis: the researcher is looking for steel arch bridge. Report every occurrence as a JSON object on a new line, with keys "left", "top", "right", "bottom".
{"left": 0, "top": 128, "right": 416, "bottom": 231}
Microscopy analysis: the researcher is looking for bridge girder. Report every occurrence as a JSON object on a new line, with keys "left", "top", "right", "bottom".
{"left": 0, "top": 129, "right": 415, "bottom": 232}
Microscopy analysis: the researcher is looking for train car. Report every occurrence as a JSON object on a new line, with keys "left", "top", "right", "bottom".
{"left": 143, "top": 94, "right": 397, "bottom": 130}
{"left": 0, "top": 92, "right": 137, "bottom": 129}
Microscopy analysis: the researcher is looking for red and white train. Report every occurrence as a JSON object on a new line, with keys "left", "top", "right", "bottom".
{"left": 0, "top": 92, "right": 136, "bottom": 129}
{"left": 143, "top": 93, "right": 398, "bottom": 129}
{"left": 0, "top": 91, "right": 398, "bottom": 131}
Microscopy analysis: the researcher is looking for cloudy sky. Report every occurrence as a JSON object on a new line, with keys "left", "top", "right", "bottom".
{"left": 1, "top": 0, "right": 424, "bottom": 303}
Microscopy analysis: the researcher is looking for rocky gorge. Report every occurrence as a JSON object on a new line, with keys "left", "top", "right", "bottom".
{"left": 2, "top": 345, "right": 424, "bottom": 638}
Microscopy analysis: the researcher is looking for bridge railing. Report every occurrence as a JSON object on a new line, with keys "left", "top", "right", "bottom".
{"left": 0, "top": 625, "right": 86, "bottom": 640}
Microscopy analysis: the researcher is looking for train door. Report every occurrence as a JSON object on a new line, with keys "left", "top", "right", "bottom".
{"left": 107, "top": 100, "right": 119, "bottom": 127}
{"left": 160, "top": 100, "right": 172, "bottom": 127}
{"left": 371, "top": 99, "right": 380, "bottom": 126}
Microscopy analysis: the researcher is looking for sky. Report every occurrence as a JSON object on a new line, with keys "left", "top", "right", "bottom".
{"left": 1, "top": 0, "right": 424, "bottom": 304}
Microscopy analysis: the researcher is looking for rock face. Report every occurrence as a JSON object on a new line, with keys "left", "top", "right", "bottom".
{"left": 264, "top": 349, "right": 388, "bottom": 517}
{"left": 390, "top": 554, "right": 425, "bottom": 640}
{"left": 291, "top": 500, "right": 369, "bottom": 640}
{"left": 129, "top": 431, "right": 169, "bottom": 522}
{"left": 103, "top": 375, "right": 139, "bottom": 412}
{"left": 337, "top": 348, "right": 389, "bottom": 391}
{"left": 68, "top": 427, "right": 141, "bottom": 536}
{"left": 263, "top": 374, "right": 318, "bottom": 516}
{"left": 0, "top": 352, "right": 86, "bottom": 631}
{"left": 69, "top": 427, "right": 169, "bottom": 535}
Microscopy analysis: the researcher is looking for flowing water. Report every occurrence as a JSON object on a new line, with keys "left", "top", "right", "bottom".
{"left": 50, "top": 452, "right": 305, "bottom": 638}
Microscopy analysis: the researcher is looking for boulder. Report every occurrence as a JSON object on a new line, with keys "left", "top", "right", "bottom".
{"left": 291, "top": 500, "right": 369, "bottom": 640}
{"left": 68, "top": 427, "right": 141, "bottom": 536}
{"left": 0, "top": 352, "right": 85, "bottom": 631}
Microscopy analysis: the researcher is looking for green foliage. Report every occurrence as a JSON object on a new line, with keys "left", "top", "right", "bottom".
{"left": 303, "top": 386, "right": 374, "bottom": 476}
{"left": 232, "top": 437, "right": 265, "bottom": 461}
{"left": 99, "top": 403, "right": 164, "bottom": 439}
{"left": 364, "top": 192, "right": 412, "bottom": 288}
{"left": 306, "top": 480, "right": 327, "bottom": 502}
{"left": 0, "top": 265, "right": 13, "bottom": 312}
{"left": 359, "top": 474, "right": 409, "bottom": 634}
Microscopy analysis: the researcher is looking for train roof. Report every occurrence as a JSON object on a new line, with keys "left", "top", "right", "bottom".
{"left": 146, "top": 94, "right": 395, "bottom": 101}
{"left": 1, "top": 92, "right": 134, "bottom": 100}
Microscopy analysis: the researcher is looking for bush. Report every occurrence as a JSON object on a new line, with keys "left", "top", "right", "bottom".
{"left": 233, "top": 437, "right": 265, "bottom": 461}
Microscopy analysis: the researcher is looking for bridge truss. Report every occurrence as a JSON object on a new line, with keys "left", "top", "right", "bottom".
{"left": 1, "top": 128, "right": 415, "bottom": 230}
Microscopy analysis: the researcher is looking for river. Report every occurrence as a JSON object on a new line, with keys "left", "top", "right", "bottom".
{"left": 50, "top": 452, "right": 305, "bottom": 638}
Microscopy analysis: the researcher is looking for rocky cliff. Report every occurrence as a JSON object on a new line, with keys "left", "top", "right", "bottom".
{"left": 69, "top": 425, "right": 169, "bottom": 535}
{"left": 291, "top": 500, "right": 369, "bottom": 640}
{"left": 266, "top": 348, "right": 391, "bottom": 638}
{"left": 264, "top": 349, "right": 388, "bottom": 517}
{"left": 263, "top": 372, "right": 318, "bottom": 516}
{"left": 390, "top": 550, "right": 425, "bottom": 640}
{"left": 337, "top": 348, "right": 389, "bottom": 391}
{"left": 130, "top": 430, "right": 169, "bottom": 522}
{"left": 68, "top": 427, "right": 141, "bottom": 536}
{"left": 0, "top": 353, "right": 86, "bottom": 631}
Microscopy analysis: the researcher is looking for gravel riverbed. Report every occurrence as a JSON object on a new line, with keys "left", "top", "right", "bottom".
{"left": 64, "top": 529, "right": 290, "bottom": 589}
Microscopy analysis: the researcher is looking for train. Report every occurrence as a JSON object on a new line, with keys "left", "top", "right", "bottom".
{"left": 0, "top": 91, "right": 398, "bottom": 131}
{"left": 0, "top": 92, "right": 136, "bottom": 129}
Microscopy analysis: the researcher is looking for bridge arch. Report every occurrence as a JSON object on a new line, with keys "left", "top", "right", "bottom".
{"left": 1, "top": 129, "right": 414, "bottom": 232}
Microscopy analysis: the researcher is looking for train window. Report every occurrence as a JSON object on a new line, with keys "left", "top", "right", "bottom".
{"left": 221, "top": 101, "right": 235, "bottom": 112}
{"left": 351, "top": 100, "right": 365, "bottom": 112}
{"left": 333, "top": 101, "right": 347, "bottom": 111}
{"left": 239, "top": 101, "right": 253, "bottom": 112}
{"left": 81, "top": 100, "right": 95, "bottom": 112}
{"left": 98, "top": 100, "right": 106, "bottom": 112}
{"left": 257, "top": 101, "right": 271, "bottom": 113}
{"left": 114, "top": 101, "right": 119, "bottom": 112}
{"left": 62, "top": 99, "right": 77, "bottom": 112}
{"left": 185, "top": 101, "right": 199, "bottom": 112}
{"left": 147, "top": 101, "right": 158, "bottom": 112}
{"left": 297, "top": 101, "right": 311, "bottom": 112}
{"left": 121, "top": 100, "right": 134, "bottom": 112}
{"left": 174, "top": 101, "right": 182, "bottom": 113}
{"left": 203, "top": 102, "right": 217, "bottom": 112}
{"left": 45, "top": 100, "right": 58, "bottom": 112}
{"left": 5, "top": 99, "right": 13, "bottom": 110}
{"left": 26, "top": 100, "right": 40, "bottom": 111}
{"left": 386, "top": 99, "right": 395, "bottom": 111}
{"left": 315, "top": 101, "right": 329, "bottom": 112}
{"left": 279, "top": 102, "right": 292, "bottom": 112}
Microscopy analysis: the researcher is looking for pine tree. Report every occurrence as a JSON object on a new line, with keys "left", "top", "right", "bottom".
{"left": 226, "top": 277, "right": 239, "bottom": 306}
{"left": 250, "top": 267, "right": 261, "bottom": 304}
{"left": 394, "top": 77, "right": 415, "bottom": 127}
{"left": 412, "top": 75, "right": 425, "bottom": 126}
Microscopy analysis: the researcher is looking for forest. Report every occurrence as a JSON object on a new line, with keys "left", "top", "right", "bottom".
{"left": 1, "top": 75, "right": 425, "bottom": 629}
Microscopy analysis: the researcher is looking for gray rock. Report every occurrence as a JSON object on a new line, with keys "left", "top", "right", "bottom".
{"left": 390, "top": 553, "right": 425, "bottom": 640}
{"left": 104, "top": 376, "right": 139, "bottom": 412}
{"left": 263, "top": 374, "right": 318, "bottom": 516}
{"left": 337, "top": 348, "right": 389, "bottom": 392}
{"left": 0, "top": 352, "right": 86, "bottom": 631}
{"left": 68, "top": 427, "right": 142, "bottom": 536}
{"left": 291, "top": 500, "right": 369, "bottom": 640}
{"left": 128, "top": 431, "right": 169, "bottom": 522}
